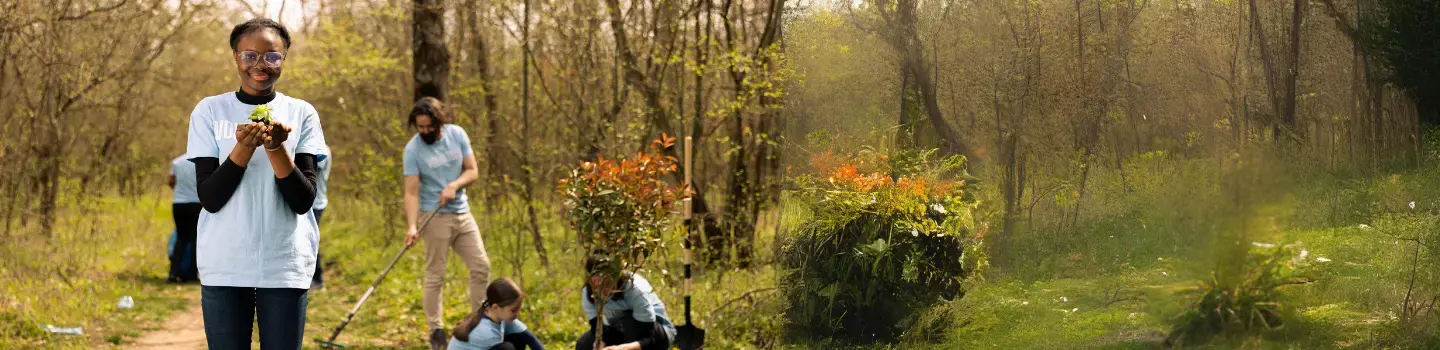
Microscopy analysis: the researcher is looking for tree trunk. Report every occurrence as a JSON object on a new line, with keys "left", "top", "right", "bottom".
{"left": 469, "top": 0, "right": 508, "bottom": 204}
{"left": 604, "top": 0, "right": 718, "bottom": 250}
{"left": 413, "top": 0, "right": 450, "bottom": 101}
{"left": 519, "top": 0, "right": 549, "bottom": 267}
{"left": 1248, "top": 0, "right": 1283, "bottom": 138}
{"left": 1281, "top": 0, "right": 1303, "bottom": 143}
{"left": 756, "top": 0, "right": 787, "bottom": 235}
{"left": 1416, "top": 97, "right": 1436, "bottom": 167}
{"left": 898, "top": 66, "right": 917, "bottom": 149}
{"left": 885, "top": 0, "right": 976, "bottom": 165}
{"left": 39, "top": 156, "right": 58, "bottom": 238}
{"left": 904, "top": 43, "right": 974, "bottom": 163}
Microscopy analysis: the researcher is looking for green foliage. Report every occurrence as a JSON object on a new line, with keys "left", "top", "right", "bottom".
{"left": 248, "top": 105, "right": 274, "bottom": 124}
{"left": 557, "top": 136, "right": 682, "bottom": 279}
{"left": 779, "top": 149, "right": 984, "bottom": 344}
{"left": 0, "top": 193, "right": 193, "bottom": 347}
{"left": 1164, "top": 242, "right": 1318, "bottom": 346}
{"left": 1358, "top": 0, "right": 1440, "bottom": 123}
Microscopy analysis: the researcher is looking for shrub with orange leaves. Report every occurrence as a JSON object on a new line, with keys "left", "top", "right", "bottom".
{"left": 780, "top": 148, "right": 986, "bottom": 344}
{"left": 557, "top": 134, "right": 682, "bottom": 280}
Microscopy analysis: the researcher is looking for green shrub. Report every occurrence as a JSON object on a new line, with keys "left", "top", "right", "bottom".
{"left": 1164, "top": 242, "right": 1318, "bottom": 346}
{"left": 778, "top": 149, "right": 984, "bottom": 344}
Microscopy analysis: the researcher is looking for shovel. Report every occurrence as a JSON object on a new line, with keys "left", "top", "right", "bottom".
{"left": 675, "top": 136, "right": 706, "bottom": 350}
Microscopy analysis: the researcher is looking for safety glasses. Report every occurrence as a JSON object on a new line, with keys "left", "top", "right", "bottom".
{"left": 237, "top": 50, "right": 285, "bottom": 68}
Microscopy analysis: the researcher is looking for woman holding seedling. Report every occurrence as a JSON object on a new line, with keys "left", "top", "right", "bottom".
{"left": 575, "top": 254, "right": 677, "bottom": 350}
{"left": 183, "top": 18, "right": 327, "bottom": 349}
{"left": 401, "top": 96, "right": 492, "bottom": 349}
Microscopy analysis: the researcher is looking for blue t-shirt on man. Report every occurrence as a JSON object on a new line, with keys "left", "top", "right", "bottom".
{"left": 402, "top": 124, "right": 472, "bottom": 213}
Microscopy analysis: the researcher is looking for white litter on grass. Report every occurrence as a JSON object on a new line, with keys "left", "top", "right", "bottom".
{"left": 911, "top": 229, "right": 919, "bottom": 237}
{"left": 1162, "top": 271, "right": 1169, "bottom": 276}
{"left": 44, "top": 325, "right": 83, "bottom": 335}
{"left": 1410, "top": 201, "right": 1416, "bottom": 209}
{"left": 1299, "top": 250, "right": 1309, "bottom": 261}
{"left": 1059, "top": 297, "right": 1068, "bottom": 303}
{"left": 932, "top": 203, "right": 947, "bottom": 214}
{"left": 1316, "top": 257, "right": 1332, "bottom": 263}
{"left": 1251, "top": 242, "right": 1276, "bottom": 248}
{"left": 1128, "top": 312, "right": 1138, "bottom": 319}
{"left": 1022, "top": 301, "right": 1029, "bottom": 306}
{"left": 1071, "top": 308, "right": 1079, "bottom": 313}
{"left": 1359, "top": 224, "right": 1373, "bottom": 230}
{"left": 117, "top": 296, "right": 134, "bottom": 309}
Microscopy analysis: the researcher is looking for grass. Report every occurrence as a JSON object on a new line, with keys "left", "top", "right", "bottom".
{"left": 882, "top": 161, "right": 1440, "bottom": 349}
{"left": 0, "top": 191, "right": 195, "bottom": 348}
{"left": 900, "top": 222, "right": 1436, "bottom": 349}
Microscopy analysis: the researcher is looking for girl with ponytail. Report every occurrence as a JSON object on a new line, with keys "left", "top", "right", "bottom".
{"left": 449, "top": 278, "right": 545, "bottom": 350}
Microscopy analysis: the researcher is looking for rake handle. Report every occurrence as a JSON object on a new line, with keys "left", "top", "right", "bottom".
{"left": 318, "top": 209, "right": 441, "bottom": 348}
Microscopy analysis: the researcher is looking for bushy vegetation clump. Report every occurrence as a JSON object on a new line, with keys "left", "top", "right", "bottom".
{"left": 1163, "top": 242, "right": 1319, "bottom": 346}
{"left": 779, "top": 149, "right": 986, "bottom": 344}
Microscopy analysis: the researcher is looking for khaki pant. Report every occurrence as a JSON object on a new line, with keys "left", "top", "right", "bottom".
{"left": 421, "top": 212, "right": 491, "bottom": 330}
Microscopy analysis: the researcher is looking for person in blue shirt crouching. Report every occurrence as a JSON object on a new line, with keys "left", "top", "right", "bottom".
{"left": 576, "top": 254, "right": 676, "bottom": 350}
{"left": 449, "top": 278, "right": 545, "bottom": 350}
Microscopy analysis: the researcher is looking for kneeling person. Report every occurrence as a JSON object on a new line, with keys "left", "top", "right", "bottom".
{"left": 450, "top": 278, "right": 545, "bottom": 350}
{"left": 576, "top": 256, "right": 676, "bottom": 350}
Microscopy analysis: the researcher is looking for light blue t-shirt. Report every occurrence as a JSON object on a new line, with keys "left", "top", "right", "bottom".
{"left": 402, "top": 124, "right": 472, "bottom": 213}
{"left": 171, "top": 155, "right": 200, "bottom": 204}
{"left": 448, "top": 317, "right": 529, "bottom": 350}
{"left": 184, "top": 91, "right": 328, "bottom": 289}
{"left": 313, "top": 144, "right": 331, "bottom": 211}
{"left": 580, "top": 274, "right": 677, "bottom": 342}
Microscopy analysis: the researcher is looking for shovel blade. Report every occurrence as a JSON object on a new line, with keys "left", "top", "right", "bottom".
{"left": 675, "top": 325, "right": 705, "bottom": 350}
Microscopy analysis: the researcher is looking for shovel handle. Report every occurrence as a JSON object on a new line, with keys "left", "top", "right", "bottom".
{"left": 682, "top": 137, "right": 695, "bottom": 324}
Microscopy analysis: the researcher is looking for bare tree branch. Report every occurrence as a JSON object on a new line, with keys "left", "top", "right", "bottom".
{"left": 708, "top": 287, "right": 777, "bottom": 315}
{"left": 279, "top": 0, "right": 289, "bottom": 23}
{"left": 57, "top": 0, "right": 130, "bottom": 21}
{"left": 239, "top": 0, "right": 265, "bottom": 18}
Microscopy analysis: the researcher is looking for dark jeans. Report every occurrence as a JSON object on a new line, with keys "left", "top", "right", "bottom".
{"left": 498, "top": 331, "right": 546, "bottom": 350}
{"left": 202, "top": 286, "right": 309, "bottom": 349}
{"left": 170, "top": 203, "right": 202, "bottom": 282}
{"left": 313, "top": 208, "right": 325, "bottom": 286}
{"left": 575, "top": 313, "right": 670, "bottom": 350}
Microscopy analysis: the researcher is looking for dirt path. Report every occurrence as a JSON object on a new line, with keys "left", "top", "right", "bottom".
{"left": 129, "top": 292, "right": 205, "bottom": 349}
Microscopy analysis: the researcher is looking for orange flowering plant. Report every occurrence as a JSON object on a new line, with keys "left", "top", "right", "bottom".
{"left": 779, "top": 148, "right": 987, "bottom": 343}
{"left": 557, "top": 134, "right": 683, "bottom": 279}
{"left": 797, "top": 148, "right": 981, "bottom": 239}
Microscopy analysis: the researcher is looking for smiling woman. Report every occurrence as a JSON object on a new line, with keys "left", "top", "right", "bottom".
{"left": 183, "top": 17, "right": 329, "bottom": 350}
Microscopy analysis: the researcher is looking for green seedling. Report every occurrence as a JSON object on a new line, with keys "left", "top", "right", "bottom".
{"left": 249, "top": 105, "right": 273, "bottom": 124}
